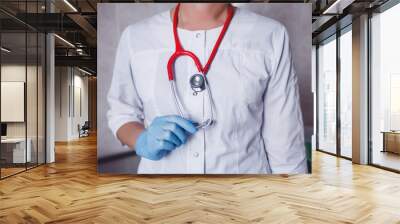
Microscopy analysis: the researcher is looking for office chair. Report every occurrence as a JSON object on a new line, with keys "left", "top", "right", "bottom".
{"left": 79, "top": 121, "right": 90, "bottom": 138}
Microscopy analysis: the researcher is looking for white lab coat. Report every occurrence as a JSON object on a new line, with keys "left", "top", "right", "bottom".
{"left": 107, "top": 7, "right": 307, "bottom": 174}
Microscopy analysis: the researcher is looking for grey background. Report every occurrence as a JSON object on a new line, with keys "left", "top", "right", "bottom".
{"left": 98, "top": 3, "right": 312, "bottom": 173}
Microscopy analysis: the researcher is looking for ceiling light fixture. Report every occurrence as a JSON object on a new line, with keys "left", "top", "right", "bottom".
{"left": 78, "top": 67, "right": 93, "bottom": 76}
{"left": 54, "top": 34, "right": 75, "bottom": 48}
{"left": 63, "top": 0, "right": 78, "bottom": 12}
{"left": 1, "top": 47, "right": 11, "bottom": 53}
{"left": 322, "top": 0, "right": 355, "bottom": 15}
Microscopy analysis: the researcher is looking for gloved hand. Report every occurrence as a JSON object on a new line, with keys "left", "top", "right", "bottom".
{"left": 135, "top": 115, "right": 197, "bottom": 160}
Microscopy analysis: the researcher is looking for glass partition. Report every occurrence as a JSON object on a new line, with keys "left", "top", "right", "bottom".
{"left": 370, "top": 3, "right": 400, "bottom": 171}
{"left": 339, "top": 28, "right": 352, "bottom": 158}
{"left": 27, "top": 0, "right": 38, "bottom": 170}
{"left": 317, "top": 36, "right": 337, "bottom": 154}
{"left": 316, "top": 26, "right": 353, "bottom": 159}
{"left": 1, "top": 30, "right": 28, "bottom": 177}
{"left": 0, "top": 1, "right": 46, "bottom": 179}
{"left": 38, "top": 32, "right": 45, "bottom": 165}
{"left": 27, "top": 31, "right": 38, "bottom": 169}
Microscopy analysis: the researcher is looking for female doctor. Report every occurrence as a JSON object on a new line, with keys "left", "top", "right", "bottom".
{"left": 107, "top": 3, "right": 307, "bottom": 174}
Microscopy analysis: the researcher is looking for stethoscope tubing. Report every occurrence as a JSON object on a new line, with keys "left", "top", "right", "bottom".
{"left": 167, "top": 4, "right": 234, "bottom": 129}
{"left": 167, "top": 4, "right": 234, "bottom": 81}
{"left": 169, "top": 76, "right": 214, "bottom": 129}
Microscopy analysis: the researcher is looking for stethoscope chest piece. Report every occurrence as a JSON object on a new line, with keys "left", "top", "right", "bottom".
{"left": 189, "top": 73, "right": 205, "bottom": 95}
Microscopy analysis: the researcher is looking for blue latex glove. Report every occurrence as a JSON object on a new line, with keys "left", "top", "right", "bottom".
{"left": 135, "top": 115, "right": 197, "bottom": 160}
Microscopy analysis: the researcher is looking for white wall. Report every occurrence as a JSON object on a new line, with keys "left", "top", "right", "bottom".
{"left": 55, "top": 66, "right": 69, "bottom": 141}
{"left": 1, "top": 65, "right": 40, "bottom": 138}
{"left": 1, "top": 65, "right": 26, "bottom": 132}
{"left": 55, "top": 67, "right": 89, "bottom": 141}
{"left": 71, "top": 72, "right": 89, "bottom": 138}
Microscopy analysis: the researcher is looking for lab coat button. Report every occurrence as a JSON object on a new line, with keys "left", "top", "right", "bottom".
{"left": 193, "top": 152, "right": 199, "bottom": 157}
{"left": 195, "top": 33, "right": 201, "bottom": 38}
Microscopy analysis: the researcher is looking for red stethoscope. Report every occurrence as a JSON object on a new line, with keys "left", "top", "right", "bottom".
{"left": 167, "top": 4, "right": 234, "bottom": 128}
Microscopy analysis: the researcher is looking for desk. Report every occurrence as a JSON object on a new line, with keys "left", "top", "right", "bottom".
{"left": 1, "top": 138, "right": 31, "bottom": 163}
{"left": 381, "top": 131, "right": 400, "bottom": 154}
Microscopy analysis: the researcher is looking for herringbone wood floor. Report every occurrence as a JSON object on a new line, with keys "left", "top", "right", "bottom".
{"left": 1, "top": 135, "right": 400, "bottom": 224}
